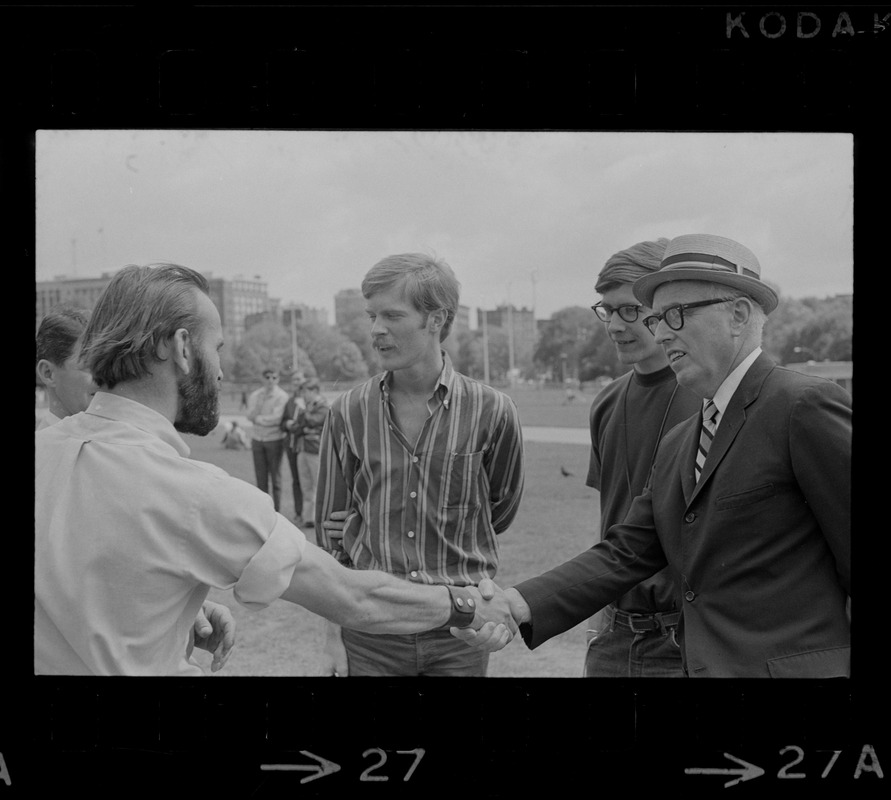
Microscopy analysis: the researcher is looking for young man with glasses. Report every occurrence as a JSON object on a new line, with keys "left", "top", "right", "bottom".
{"left": 584, "top": 238, "right": 701, "bottom": 677}
{"left": 459, "top": 234, "right": 851, "bottom": 678}
{"left": 246, "top": 368, "right": 290, "bottom": 511}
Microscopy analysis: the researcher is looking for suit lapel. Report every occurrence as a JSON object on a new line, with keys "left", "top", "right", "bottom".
{"left": 691, "top": 353, "right": 775, "bottom": 501}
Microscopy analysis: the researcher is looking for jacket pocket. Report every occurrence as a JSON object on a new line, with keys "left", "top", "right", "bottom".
{"left": 715, "top": 483, "right": 775, "bottom": 510}
{"left": 766, "top": 646, "right": 850, "bottom": 678}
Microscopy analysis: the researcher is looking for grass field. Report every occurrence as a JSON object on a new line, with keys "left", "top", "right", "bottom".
{"left": 222, "top": 381, "right": 598, "bottom": 430}
{"left": 188, "top": 383, "right": 603, "bottom": 678}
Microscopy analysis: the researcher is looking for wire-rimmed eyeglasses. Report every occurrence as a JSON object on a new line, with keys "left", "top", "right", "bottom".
{"left": 591, "top": 303, "right": 645, "bottom": 324}
{"left": 643, "top": 297, "right": 737, "bottom": 334}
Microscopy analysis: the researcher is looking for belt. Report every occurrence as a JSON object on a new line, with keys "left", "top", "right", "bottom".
{"left": 604, "top": 605, "right": 680, "bottom": 634}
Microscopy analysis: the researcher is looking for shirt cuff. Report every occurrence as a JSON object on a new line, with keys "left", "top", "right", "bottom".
{"left": 233, "top": 514, "right": 306, "bottom": 611}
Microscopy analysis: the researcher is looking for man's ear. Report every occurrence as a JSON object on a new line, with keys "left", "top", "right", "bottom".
{"left": 428, "top": 308, "right": 447, "bottom": 333}
{"left": 160, "top": 328, "right": 193, "bottom": 375}
{"left": 729, "top": 297, "right": 753, "bottom": 336}
{"left": 36, "top": 359, "right": 56, "bottom": 388}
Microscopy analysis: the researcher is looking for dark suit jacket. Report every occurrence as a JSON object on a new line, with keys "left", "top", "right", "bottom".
{"left": 517, "top": 353, "right": 851, "bottom": 677}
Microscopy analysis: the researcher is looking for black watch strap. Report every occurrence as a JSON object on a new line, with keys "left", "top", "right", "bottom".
{"left": 443, "top": 585, "right": 477, "bottom": 629}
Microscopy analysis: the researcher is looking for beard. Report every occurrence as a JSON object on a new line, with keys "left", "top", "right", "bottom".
{"left": 174, "top": 350, "right": 220, "bottom": 436}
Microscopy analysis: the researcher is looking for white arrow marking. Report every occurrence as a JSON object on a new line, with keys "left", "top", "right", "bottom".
{"left": 685, "top": 752, "right": 765, "bottom": 788}
{"left": 261, "top": 751, "right": 341, "bottom": 783}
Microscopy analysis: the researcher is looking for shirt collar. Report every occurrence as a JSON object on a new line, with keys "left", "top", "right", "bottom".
{"left": 379, "top": 351, "right": 455, "bottom": 408}
{"left": 42, "top": 408, "right": 63, "bottom": 426}
{"left": 709, "top": 347, "right": 762, "bottom": 417}
{"left": 86, "top": 391, "right": 191, "bottom": 456}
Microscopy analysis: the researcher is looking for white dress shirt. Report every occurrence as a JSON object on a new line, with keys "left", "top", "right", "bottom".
{"left": 35, "top": 392, "right": 306, "bottom": 675}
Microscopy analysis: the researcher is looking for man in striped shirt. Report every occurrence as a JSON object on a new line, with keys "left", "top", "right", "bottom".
{"left": 315, "top": 253, "right": 525, "bottom": 676}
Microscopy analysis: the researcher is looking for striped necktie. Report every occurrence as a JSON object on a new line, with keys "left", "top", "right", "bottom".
{"left": 695, "top": 400, "right": 719, "bottom": 483}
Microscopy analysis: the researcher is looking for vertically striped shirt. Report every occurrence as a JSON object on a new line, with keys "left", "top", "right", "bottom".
{"left": 315, "top": 353, "right": 524, "bottom": 586}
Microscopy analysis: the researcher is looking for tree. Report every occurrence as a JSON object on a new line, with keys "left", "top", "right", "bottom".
{"left": 534, "top": 306, "right": 619, "bottom": 382}
{"left": 336, "top": 315, "right": 376, "bottom": 377}
{"left": 800, "top": 295, "right": 852, "bottom": 361}
{"left": 454, "top": 327, "right": 510, "bottom": 382}
{"left": 763, "top": 294, "right": 852, "bottom": 363}
{"left": 231, "top": 320, "right": 307, "bottom": 384}
{"left": 577, "top": 327, "right": 624, "bottom": 383}
{"left": 296, "top": 322, "right": 369, "bottom": 381}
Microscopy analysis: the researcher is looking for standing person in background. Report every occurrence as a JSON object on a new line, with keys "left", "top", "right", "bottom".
{"left": 35, "top": 304, "right": 97, "bottom": 430}
{"left": 282, "top": 374, "right": 306, "bottom": 526}
{"left": 292, "top": 377, "right": 329, "bottom": 529}
{"left": 584, "top": 238, "right": 700, "bottom": 677}
{"left": 246, "top": 368, "right": 289, "bottom": 511}
{"left": 315, "top": 253, "right": 525, "bottom": 677}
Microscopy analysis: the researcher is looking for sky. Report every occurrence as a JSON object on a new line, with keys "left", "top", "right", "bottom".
{"left": 35, "top": 129, "right": 853, "bottom": 324}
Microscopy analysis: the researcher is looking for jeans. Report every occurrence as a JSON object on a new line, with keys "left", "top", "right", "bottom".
{"left": 342, "top": 627, "right": 490, "bottom": 677}
{"left": 583, "top": 624, "right": 684, "bottom": 678}
{"left": 251, "top": 438, "right": 286, "bottom": 511}
{"left": 285, "top": 447, "right": 304, "bottom": 521}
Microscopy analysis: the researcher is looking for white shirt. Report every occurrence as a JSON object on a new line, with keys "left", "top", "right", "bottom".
{"left": 246, "top": 385, "right": 289, "bottom": 441}
{"left": 707, "top": 346, "right": 762, "bottom": 429}
{"left": 34, "top": 392, "right": 306, "bottom": 676}
{"left": 35, "top": 408, "right": 62, "bottom": 431}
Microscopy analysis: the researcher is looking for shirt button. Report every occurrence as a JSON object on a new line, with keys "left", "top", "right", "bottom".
{"left": 410, "top": 571, "right": 418, "bottom": 578}
{"left": 684, "top": 512, "right": 697, "bottom": 523}
{"left": 684, "top": 591, "right": 695, "bottom": 602}
{"left": 412, "top": 456, "right": 419, "bottom": 463}
{"left": 410, "top": 491, "right": 417, "bottom": 498}
{"left": 407, "top": 531, "right": 415, "bottom": 538}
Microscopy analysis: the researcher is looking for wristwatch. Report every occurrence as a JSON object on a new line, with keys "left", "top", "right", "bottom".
{"left": 443, "top": 585, "right": 477, "bottom": 629}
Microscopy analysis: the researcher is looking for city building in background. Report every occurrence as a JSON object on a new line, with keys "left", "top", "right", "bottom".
{"left": 36, "top": 274, "right": 114, "bottom": 328}
{"left": 453, "top": 305, "right": 470, "bottom": 339}
{"left": 478, "top": 304, "right": 538, "bottom": 375}
{"left": 206, "top": 274, "right": 274, "bottom": 348}
{"left": 36, "top": 270, "right": 276, "bottom": 350}
{"left": 282, "top": 303, "right": 329, "bottom": 329}
{"left": 333, "top": 288, "right": 365, "bottom": 328}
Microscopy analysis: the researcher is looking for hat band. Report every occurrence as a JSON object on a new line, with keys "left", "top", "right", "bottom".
{"left": 661, "top": 252, "right": 759, "bottom": 279}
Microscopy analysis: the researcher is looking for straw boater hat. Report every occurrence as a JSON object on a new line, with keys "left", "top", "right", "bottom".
{"left": 632, "top": 233, "right": 779, "bottom": 314}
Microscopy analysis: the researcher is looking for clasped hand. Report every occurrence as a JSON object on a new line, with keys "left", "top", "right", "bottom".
{"left": 449, "top": 579, "right": 526, "bottom": 653}
{"left": 322, "top": 510, "right": 522, "bottom": 654}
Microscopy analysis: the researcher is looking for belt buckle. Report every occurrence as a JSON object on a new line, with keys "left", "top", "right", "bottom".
{"left": 626, "top": 614, "right": 657, "bottom": 633}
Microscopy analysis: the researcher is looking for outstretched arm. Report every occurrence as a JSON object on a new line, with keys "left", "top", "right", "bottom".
{"left": 280, "top": 543, "right": 518, "bottom": 636}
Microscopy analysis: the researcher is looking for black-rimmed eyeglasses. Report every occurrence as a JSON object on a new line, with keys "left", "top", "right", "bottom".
{"left": 643, "top": 297, "right": 737, "bottom": 334}
{"left": 591, "top": 303, "right": 645, "bottom": 324}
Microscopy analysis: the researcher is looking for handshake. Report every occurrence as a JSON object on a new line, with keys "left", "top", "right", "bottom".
{"left": 448, "top": 579, "right": 532, "bottom": 653}
{"left": 322, "top": 511, "right": 530, "bottom": 654}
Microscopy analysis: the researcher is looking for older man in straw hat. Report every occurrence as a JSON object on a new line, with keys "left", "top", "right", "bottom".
{"left": 456, "top": 234, "right": 852, "bottom": 678}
